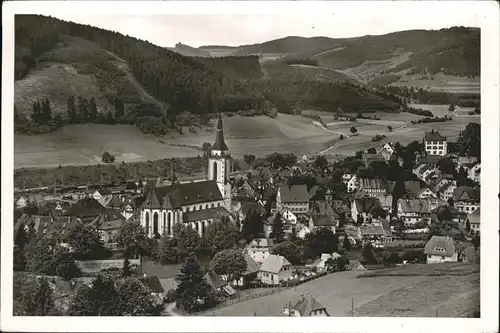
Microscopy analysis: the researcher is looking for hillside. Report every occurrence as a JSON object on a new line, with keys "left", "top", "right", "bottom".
{"left": 15, "top": 15, "right": 267, "bottom": 119}
{"left": 219, "top": 28, "right": 479, "bottom": 82}
{"left": 169, "top": 42, "right": 211, "bottom": 57}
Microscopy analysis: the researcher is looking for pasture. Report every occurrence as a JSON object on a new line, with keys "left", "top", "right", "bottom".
{"left": 202, "top": 264, "right": 479, "bottom": 317}
{"left": 393, "top": 74, "right": 480, "bottom": 94}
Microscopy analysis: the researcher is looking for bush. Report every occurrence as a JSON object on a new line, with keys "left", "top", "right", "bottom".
{"left": 372, "top": 134, "right": 386, "bottom": 142}
{"left": 102, "top": 151, "right": 115, "bottom": 163}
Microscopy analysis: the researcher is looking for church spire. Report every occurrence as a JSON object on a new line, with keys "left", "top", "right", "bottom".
{"left": 213, "top": 113, "right": 228, "bottom": 151}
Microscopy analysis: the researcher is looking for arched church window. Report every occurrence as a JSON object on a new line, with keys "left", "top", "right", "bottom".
{"left": 145, "top": 212, "right": 150, "bottom": 235}
{"left": 213, "top": 162, "right": 218, "bottom": 181}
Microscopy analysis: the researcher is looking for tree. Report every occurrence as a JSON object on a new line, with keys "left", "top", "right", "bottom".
{"left": 367, "top": 147, "right": 376, "bottom": 154}
{"left": 437, "top": 157, "right": 456, "bottom": 175}
{"left": 243, "top": 154, "right": 256, "bottom": 168}
{"left": 272, "top": 240, "right": 305, "bottom": 265}
{"left": 270, "top": 212, "right": 286, "bottom": 244}
{"left": 53, "top": 247, "right": 81, "bottom": 281}
{"left": 314, "top": 155, "right": 329, "bottom": 172}
{"left": 336, "top": 255, "right": 350, "bottom": 271}
{"left": 437, "top": 207, "right": 453, "bottom": 222}
{"left": 357, "top": 213, "right": 364, "bottom": 226}
{"left": 67, "top": 96, "right": 77, "bottom": 123}
{"left": 465, "top": 219, "right": 471, "bottom": 231}
{"left": 201, "top": 142, "right": 212, "bottom": 156}
{"left": 471, "top": 234, "right": 480, "bottom": 251}
{"left": 106, "top": 110, "right": 115, "bottom": 124}
{"left": 175, "top": 255, "right": 215, "bottom": 313}
{"left": 387, "top": 125, "right": 393, "bottom": 132}
{"left": 114, "top": 98, "right": 125, "bottom": 118}
{"left": 14, "top": 244, "right": 26, "bottom": 271}
{"left": 117, "top": 277, "right": 158, "bottom": 315}
{"left": 118, "top": 222, "right": 151, "bottom": 259}
{"left": 77, "top": 96, "right": 89, "bottom": 120}
{"left": 41, "top": 98, "right": 52, "bottom": 123}
{"left": 201, "top": 217, "right": 238, "bottom": 256}
{"left": 456, "top": 123, "right": 481, "bottom": 159}
{"left": 342, "top": 235, "right": 352, "bottom": 251}
{"left": 69, "top": 274, "right": 122, "bottom": 316}
{"left": 209, "top": 249, "right": 247, "bottom": 283}
{"left": 241, "top": 208, "right": 264, "bottom": 242}
{"left": 89, "top": 98, "right": 98, "bottom": 121}
{"left": 350, "top": 125, "right": 358, "bottom": 135}
{"left": 339, "top": 134, "right": 344, "bottom": 140}
{"left": 19, "top": 277, "right": 55, "bottom": 316}
{"left": 156, "top": 236, "right": 181, "bottom": 264}
{"left": 305, "top": 229, "right": 338, "bottom": 259}
{"left": 65, "top": 224, "right": 107, "bottom": 260}
{"left": 448, "top": 103, "right": 455, "bottom": 112}
{"left": 102, "top": 151, "right": 115, "bottom": 163}
{"left": 122, "top": 256, "right": 131, "bottom": 277}
{"left": 25, "top": 237, "right": 55, "bottom": 275}
{"left": 362, "top": 243, "right": 377, "bottom": 264}
{"left": 173, "top": 223, "right": 200, "bottom": 259}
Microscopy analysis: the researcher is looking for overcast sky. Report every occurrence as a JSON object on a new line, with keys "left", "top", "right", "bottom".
{"left": 30, "top": 1, "right": 485, "bottom": 48}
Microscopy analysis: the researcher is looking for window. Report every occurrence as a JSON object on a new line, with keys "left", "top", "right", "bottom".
{"left": 441, "top": 256, "right": 445, "bottom": 260}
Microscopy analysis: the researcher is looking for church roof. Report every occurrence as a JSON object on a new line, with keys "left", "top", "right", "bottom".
{"left": 143, "top": 180, "right": 223, "bottom": 209}
{"left": 213, "top": 113, "right": 228, "bottom": 151}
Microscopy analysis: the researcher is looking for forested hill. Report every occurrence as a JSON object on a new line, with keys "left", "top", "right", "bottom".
{"left": 15, "top": 15, "right": 266, "bottom": 116}
{"left": 15, "top": 14, "right": 403, "bottom": 130}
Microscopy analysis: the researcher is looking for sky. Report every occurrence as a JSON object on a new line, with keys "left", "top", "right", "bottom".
{"left": 23, "top": 1, "right": 487, "bottom": 47}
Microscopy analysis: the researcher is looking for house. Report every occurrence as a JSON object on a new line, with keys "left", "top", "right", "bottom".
{"left": 397, "top": 199, "right": 432, "bottom": 226}
{"left": 260, "top": 185, "right": 277, "bottom": 206}
{"left": 342, "top": 173, "right": 355, "bottom": 184}
{"left": 359, "top": 220, "right": 393, "bottom": 247}
{"left": 382, "top": 142, "right": 395, "bottom": 156}
{"left": 416, "top": 187, "right": 439, "bottom": 210}
{"left": 453, "top": 186, "right": 480, "bottom": 214}
{"left": 377, "top": 195, "right": 394, "bottom": 215}
{"left": 121, "top": 197, "right": 144, "bottom": 221}
{"left": 139, "top": 275, "right": 166, "bottom": 305}
{"left": 363, "top": 153, "right": 386, "bottom": 167}
{"left": 258, "top": 254, "right": 293, "bottom": 285}
{"left": 467, "top": 163, "right": 481, "bottom": 184}
{"left": 424, "top": 130, "right": 447, "bottom": 156}
{"left": 204, "top": 271, "right": 236, "bottom": 297}
{"left": 238, "top": 202, "right": 266, "bottom": 222}
{"left": 283, "top": 293, "right": 329, "bottom": 317}
{"left": 90, "top": 210, "right": 124, "bottom": 245}
{"left": 263, "top": 211, "right": 294, "bottom": 238}
{"left": 308, "top": 215, "right": 338, "bottom": 234}
{"left": 455, "top": 156, "right": 478, "bottom": 172}
{"left": 93, "top": 188, "right": 112, "bottom": 202}
{"left": 17, "top": 213, "right": 78, "bottom": 240}
{"left": 276, "top": 184, "right": 309, "bottom": 214}
{"left": 346, "top": 175, "right": 359, "bottom": 193}
{"left": 351, "top": 196, "right": 385, "bottom": 223}
{"left": 357, "top": 178, "right": 387, "bottom": 197}
{"left": 232, "top": 254, "right": 261, "bottom": 287}
{"left": 246, "top": 238, "right": 274, "bottom": 263}
{"left": 466, "top": 208, "right": 480, "bottom": 234}
{"left": 68, "top": 197, "right": 107, "bottom": 222}
{"left": 16, "top": 196, "right": 28, "bottom": 209}
{"left": 424, "top": 236, "right": 458, "bottom": 263}
{"left": 439, "top": 182, "right": 457, "bottom": 202}
{"left": 459, "top": 246, "right": 479, "bottom": 263}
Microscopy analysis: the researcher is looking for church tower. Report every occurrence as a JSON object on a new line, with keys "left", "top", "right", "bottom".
{"left": 208, "top": 113, "right": 232, "bottom": 210}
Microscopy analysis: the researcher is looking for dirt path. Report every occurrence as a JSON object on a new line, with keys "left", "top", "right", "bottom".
{"left": 164, "top": 302, "right": 180, "bottom": 316}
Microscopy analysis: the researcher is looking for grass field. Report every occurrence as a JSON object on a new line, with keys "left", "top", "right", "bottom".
{"left": 202, "top": 263, "right": 479, "bottom": 317}
{"left": 393, "top": 74, "right": 480, "bottom": 94}
{"left": 15, "top": 104, "right": 479, "bottom": 168}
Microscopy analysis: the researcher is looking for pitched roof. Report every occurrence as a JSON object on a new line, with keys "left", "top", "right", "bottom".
{"left": 259, "top": 254, "right": 291, "bottom": 274}
{"left": 91, "top": 210, "right": 124, "bottom": 231}
{"left": 159, "top": 278, "right": 178, "bottom": 292}
{"left": 424, "top": 130, "right": 446, "bottom": 141}
{"left": 309, "top": 201, "right": 339, "bottom": 217}
{"left": 359, "top": 224, "right": 386, "bottom": 236}
{"left": 213, "top": 113, "right": 228, "bottom": 151}
{"left": 279, "top": 184, "right": 309, "bottom": 203}
{"left": 141, "top": 260, "right": 183, "bottom": 279}
{"left": 460, "top": 246, "right": 478, "bottom": 262}
{"left": 140, "top": 275, "right": 164, "bottom": 293}
{"left": 467, "top": 207, "right": 480, "bottom": 224}
{"left": 241, "top": 202, "right": 266, "bottom": 216}
{"left": 398, "top": 199, "right": 431, "bottom": 214}
{"left": 293, "top": 293, "right": 327, "bottom": 316}
{"left": 183, "top": 206, "right": 230, "bottom": 223}
{"left": 378, "top": 195, "right": 393, "bottom": 208}
{"left": 262, "top": 186, "right": 277, "bottom": 201}
{"left": 144, "top": 180, "right": 223, "bottom": 209}
{"left": 453, "top": 186, "right": 480, "bottom": 202}
{"left": 243, "top": 254, "right": 261, "bottom": 275}
{"left": 404, "top": 181, "right": 423, "bottom": 196}
{"left": 68, "top": 198, "right": 106, "bottom": 217}
{"left": 249, "top": 238, "right": 274, "bottom": 248}
{"left": 354, "top": 196, "right": 382, "bottom": 214}
{"left": 424, "top": 235, "right": 456, "bottom": 257}
{"left": 358, "top": 178, "right": 387, "bottom": 190}
{"left": 310, "top": 215, "right": 338, "bottom": 227}
{"left": 204, "top": 271, "right": 227, "bottom": 289}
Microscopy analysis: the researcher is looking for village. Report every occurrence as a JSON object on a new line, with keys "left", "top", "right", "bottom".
{"left": 13, "top": 113, "right": 481, "bottom": 317}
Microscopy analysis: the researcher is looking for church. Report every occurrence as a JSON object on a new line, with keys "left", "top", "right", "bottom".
{"left": 140, "top": 113, "right": 232, "bottom": 238}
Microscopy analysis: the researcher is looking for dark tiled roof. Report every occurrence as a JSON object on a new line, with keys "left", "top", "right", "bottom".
{"left": 140, "top": 275, "right": 164, "bottom": 293}
{"left": 279, "top": 184, "right": 309, "bottom": 203}
{"left": 310, "top": 215, "right": 338, "bottom": 227}
{"left": 309, "top": 201, "right": 339, "bottom": 217}
{"left": 453, "top": 186, "right": 480, "bottom": 202}
{"left": 213, "top": 113, "right": 228, "bottom": 151}
{"left": 262, "top": 186, "right": 277, "bottom": 201}
{"left": 243, "top": 254, "right": 261, "bottom": 275}
{"left": 204, "top": 271, "right": 227, "bottom": 289}
{"left": 144, "top": 180, "right": 223, "bottom": 209}
{"left": 293, "top": 294, "right": 327, "bottom": 316}
{"left": 183, "top": 206, "right": 230, "bottom": 222}
{"left": 398, "top": 199, "right": 431, "bottom": 213}
{"left": 467, "top": 207, "right": 480, "bottom": 224}
{"left": 241, "top": 202, "right": 266, "bottom": 216}
{"left": 354, "top": 197, "right": 382, "bottom": 214}
{"left": 69, "top": 198, "right": 106, "bottom": 217}
{"left": 424, "top": 130, "right": 446, "bottom": 142}
{"left": 404, "top": 181, "right": 423, "bottom": 196}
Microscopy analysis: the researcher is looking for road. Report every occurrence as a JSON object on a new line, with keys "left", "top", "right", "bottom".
{"left": 163, "top": 302, "right": 180, "bottom": 316}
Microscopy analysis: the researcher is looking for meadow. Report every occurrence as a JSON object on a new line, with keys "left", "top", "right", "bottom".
{"left": 14, "top": 105, "right": 479, "bottom": 169}
{"left": 202, "top": 263, "right": 479, "bottom": 317}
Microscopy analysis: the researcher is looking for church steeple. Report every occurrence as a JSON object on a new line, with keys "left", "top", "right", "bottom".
{"left": 213, "top": 113, "right": 228, "bottom": 151}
